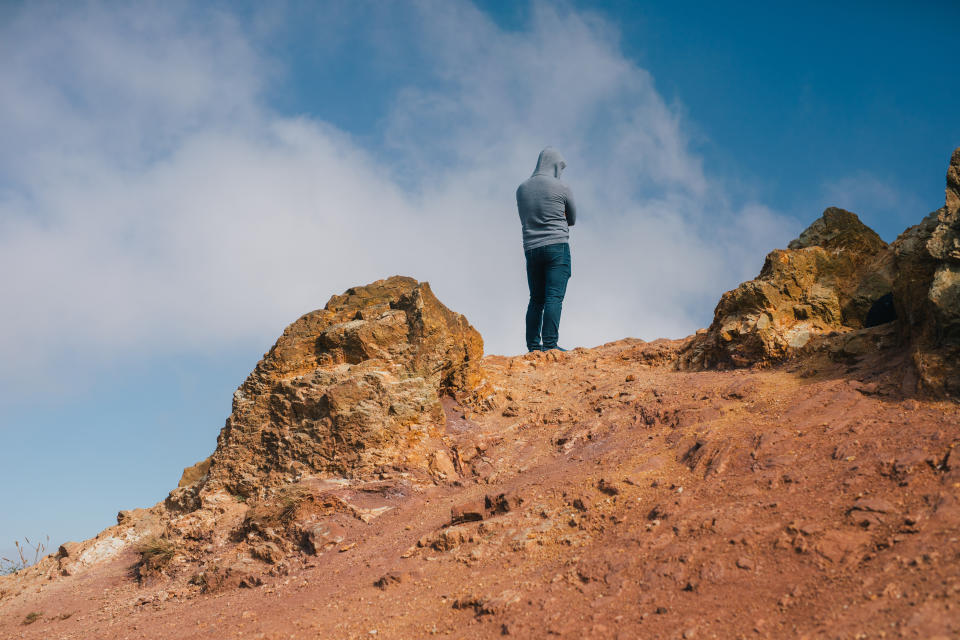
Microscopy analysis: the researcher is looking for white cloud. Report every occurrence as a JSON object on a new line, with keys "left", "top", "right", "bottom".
{"left": 0, "top": 1, "right": 798, "bottom": 395}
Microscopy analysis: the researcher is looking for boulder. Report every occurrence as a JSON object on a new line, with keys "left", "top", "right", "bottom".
{"left": 680, "top": 208, "right": 894, "bottom": 369}
{"left": 165, "top": 486, "right": 201, "bottom": 512}
{"left": 177, "top": 456, "right": 212, "bottom": 488}
{"left": 892, "top": 147, "right": 960, "bottom": 395}
{"left": 188, "top": 276, "right": 484, "bottom": 501}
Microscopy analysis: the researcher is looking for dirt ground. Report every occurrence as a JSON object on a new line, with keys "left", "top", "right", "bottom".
{"left": 2, "top": 338, "right": 959, "bottom": 639}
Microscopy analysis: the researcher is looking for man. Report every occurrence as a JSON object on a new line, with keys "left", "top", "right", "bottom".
{"left": 516, "top": 147, "right": 577, "bottom": 352}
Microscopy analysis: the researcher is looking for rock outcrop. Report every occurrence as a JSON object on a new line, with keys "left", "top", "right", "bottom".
{"left": 679, "top": 207, "right": 895, "bottom": 369}
{"left": 679, "top": 146, "right": 960, "bottom": 397}
{"left": 892, "top": 147, "right": 960, "bottom": 395}
{"left": 178, "top": 276, "right": 484, "bottom": 503}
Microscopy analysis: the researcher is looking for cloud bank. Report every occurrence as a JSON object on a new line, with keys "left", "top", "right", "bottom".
{"left": 0, "top": 1, "right": 799, "bottom": 397}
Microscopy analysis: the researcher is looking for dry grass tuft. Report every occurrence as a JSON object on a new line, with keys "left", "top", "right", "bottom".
{"left": 1, "top": 536, "right": 50, "bottom": 575}
{"left": 134, "top": 535, "right": 178, "bottom": 578}
{"left": 242, "top": 486, "right": 312, "bottom": 533}
{"left": 277, "top": 486, "right": 311, "bottom": 523}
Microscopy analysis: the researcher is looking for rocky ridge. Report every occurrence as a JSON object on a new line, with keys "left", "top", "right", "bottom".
{"left": 1, "top": 148, "right": 959, "bottom": 639}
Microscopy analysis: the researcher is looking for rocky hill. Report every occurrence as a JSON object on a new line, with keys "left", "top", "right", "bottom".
{"left": 171, "top": 276, "right": 486, "bottom": 509}
{"left": 1, "top": 149, "right": 959, "bottom": 639}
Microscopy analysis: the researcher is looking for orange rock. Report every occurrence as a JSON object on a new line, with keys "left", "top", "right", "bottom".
{"left": 892, "top": 147, "right": 960, "bottom": 396}
{"left": 680, "top": 208, "right": 894, "bottom": 370}
{"left": 177, "top": 276, "right": 484, "bottom": 502}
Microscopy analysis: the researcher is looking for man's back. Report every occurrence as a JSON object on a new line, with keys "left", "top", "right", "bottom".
{"left": 517, "top": 148, "right": 576, "bottom": 252}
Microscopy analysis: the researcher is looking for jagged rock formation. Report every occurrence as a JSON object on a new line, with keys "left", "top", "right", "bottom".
{"left": 893, "top": 147, "right": 960, "bottom": 395}
{"left": 173, "top": 276, "right": 484, "bottom": 506}
{"left": 679, "top": 146, "right": 960, "bottom": 397}
{"left": 679, "top": 207, "right": 895, "bottom": 369}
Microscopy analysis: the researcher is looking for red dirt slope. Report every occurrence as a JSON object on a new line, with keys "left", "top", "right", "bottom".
{"left": 2, "top": 336, "right": 959, "bottom": 639}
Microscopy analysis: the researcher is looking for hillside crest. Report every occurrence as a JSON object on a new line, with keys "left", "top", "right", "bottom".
{"left": 2, "top": 148, "right": 959, "bottom": 639}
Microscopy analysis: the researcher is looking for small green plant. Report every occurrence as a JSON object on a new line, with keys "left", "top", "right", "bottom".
{"left": 22, "top": 611, "right": 42, "bottom": 625}
{"left": 1, "top": 536, "right": 50, "bottom": 575}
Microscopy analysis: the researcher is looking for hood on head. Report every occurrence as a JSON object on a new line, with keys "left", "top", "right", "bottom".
{"left": 532, "top": 147, "right": 566, "bottom": 179}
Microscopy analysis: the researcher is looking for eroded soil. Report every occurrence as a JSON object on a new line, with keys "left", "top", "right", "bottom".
{"left": 2, "top": 339, "right": 959, "bottom": 639}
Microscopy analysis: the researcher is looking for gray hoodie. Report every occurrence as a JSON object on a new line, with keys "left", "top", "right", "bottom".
{"left": 516, "top": 147, "right": 577, "bottom": 252}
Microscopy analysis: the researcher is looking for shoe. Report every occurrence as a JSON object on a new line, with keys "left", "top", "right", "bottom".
{"left": 527, "top": 347, "right": 543, "bottom": 353}
{"left": 542, "top": 346, "right": 567, "bottom": 352}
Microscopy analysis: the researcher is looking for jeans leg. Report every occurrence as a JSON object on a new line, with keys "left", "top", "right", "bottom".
{"left": 541, "top": 244, "right": 570, "bottom": 349}
{"left": 525, "top": 249, "right": 545, "bottom": 351}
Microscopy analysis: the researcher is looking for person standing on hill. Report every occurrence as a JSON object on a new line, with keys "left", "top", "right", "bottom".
{"left": 516, "top": 147, "right": 577, "bottom": 352}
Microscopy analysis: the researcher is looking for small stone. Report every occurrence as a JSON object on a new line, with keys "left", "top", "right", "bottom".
{"left": 648, "top": 503, "right": 671, "bottom": 520}
{"left": 429, "top": 450, "right": 458, "bottom": 481}
{"left": 501, "top": 404, "right": 520, "bottom": 417}
{"left": 304, "top": 523, "right": 347, "bottom": 555}
{"left": 450, "top": 498, "right": 486, "bottom": 524}
{"left": 485, "top": 493, "right": 511, "bottom": 514}
{"left": 251, "top": 542, "right": 284, "bottom": 565}
{"left": 597, "top": 479, "right": 620, "bottom": 496}
{"left": 374, "top": 572, "right": 403, "bottom": 590}
{"left": 736, "top": 556, "right": 755, "bottom": 570}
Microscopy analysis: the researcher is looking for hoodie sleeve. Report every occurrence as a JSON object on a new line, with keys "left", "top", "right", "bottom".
{"left": 564, "top": 186, "right": 577, "bottom": 226}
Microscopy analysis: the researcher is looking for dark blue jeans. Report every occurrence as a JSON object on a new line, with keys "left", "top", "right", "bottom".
{"left": 525, "top": 242, "right": 571, "bottom": 351}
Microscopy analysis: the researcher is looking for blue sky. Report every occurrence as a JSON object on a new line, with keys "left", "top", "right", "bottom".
{"left": 1, "top": 0, "right": 957, "bottom": 563}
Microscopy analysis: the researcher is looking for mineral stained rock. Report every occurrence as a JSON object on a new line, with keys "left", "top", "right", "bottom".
{"left": 177, "top": 456, "right": 212, "bottom": 488}
{"left": 893, "top": 147, "right": 960, "bottom": 395}
{"left": 680, "top": 207, "right": 894, "bottom": 369}
{"left": 186, "top": 276, "right": 484, "bottom": 501}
